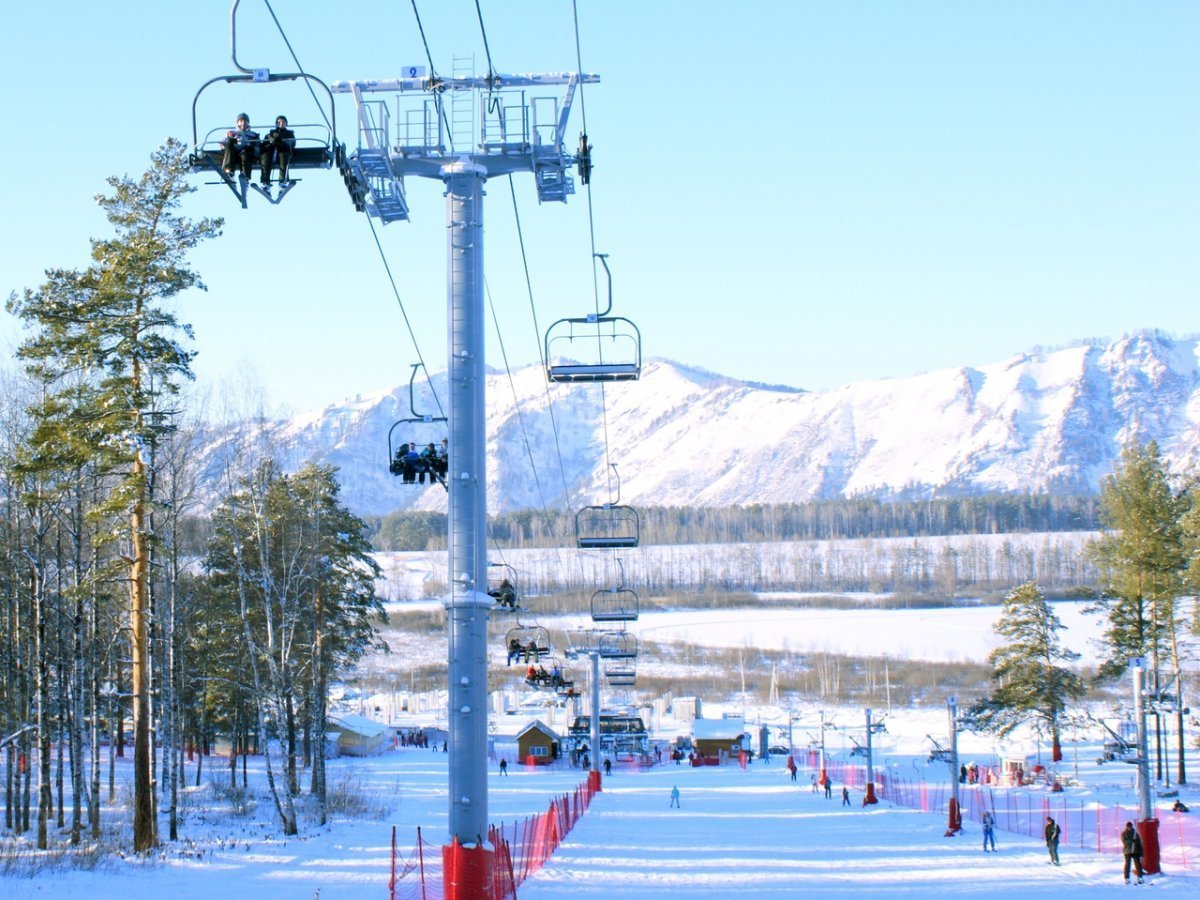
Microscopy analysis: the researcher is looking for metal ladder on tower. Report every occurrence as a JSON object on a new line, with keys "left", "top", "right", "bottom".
{"left": 344, "top": 84, "right": 410, "bottom": 223}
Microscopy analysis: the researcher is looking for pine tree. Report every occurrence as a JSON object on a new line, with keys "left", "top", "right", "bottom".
{"left": 1090, "top": 441, "right": 1188, "bottom": 782}
{"left": 970, "top": 582, "right": 1084, "bottom": 760}
{"left": 6, "top": 139, "right": 222, "bottom": 851}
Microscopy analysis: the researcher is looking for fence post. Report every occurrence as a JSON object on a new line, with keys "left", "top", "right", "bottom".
{"left": 417, "top": 825, "right": 426, "bottom": 900}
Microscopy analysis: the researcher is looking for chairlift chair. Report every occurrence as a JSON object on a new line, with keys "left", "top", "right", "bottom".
{"left": 926, "top": 735, "right": 952, "bottom": 763}
{"left": 523, "top": 656, "right": 572, "bottom": 692}
{"left": 606, "top": 674, "right": 635, "bottom": 687}
{"left": 604, "top": 653, "right": 636, "bottom": 683}
{"left": 576, "top": 504, "right": 640, "bottom": 549}
{"left": 486, "top": 563, "right": 521, "bottom": 610}
{"left": 596, "top": 631, "right": 638, "bottom": 660}
{"left": 386, "top": 364, "right": 448, "bottom": 488}
{"left": 503, "top": 624, "right": 551, "bottom": 665}
{"left": 564, "top": 628, "right": 603, "bottom": 658}
{"left": 590, "top": 587, "right": 639, "bottom": 623}
{"left": 188, "top": 5, "right": 342, "bottom": 208}
{"left": 544, "top": 254, "right": 642, "bottom": 383}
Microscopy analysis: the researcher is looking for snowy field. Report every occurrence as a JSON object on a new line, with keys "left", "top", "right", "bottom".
{"left": 4, "top": 598, "right": 1198, "bottom": 897}
{"left": 3, "top": 703, "right": 1197, "bottom": 899}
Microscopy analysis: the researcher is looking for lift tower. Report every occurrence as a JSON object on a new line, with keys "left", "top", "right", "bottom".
{"left": 332, "top": 68, "right": 597, "bottom": 896}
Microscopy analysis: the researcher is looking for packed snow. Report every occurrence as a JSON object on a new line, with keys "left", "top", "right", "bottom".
{"left": 3, "top": 602, "right": 1197, "bottom": 897}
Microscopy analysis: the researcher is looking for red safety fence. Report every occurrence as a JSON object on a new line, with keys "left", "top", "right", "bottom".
{"left": 799, "top": 752, "right": 1197, "bottom": 870}
{"left": 389, "top": 777, "right": 599, "bottom": 898}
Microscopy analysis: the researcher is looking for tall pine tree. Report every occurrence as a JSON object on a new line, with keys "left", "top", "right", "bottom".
{"left": 1090, "top": 441, "right": 1188, "bottom": 782}
{"left": 7, "top": 139, "right": 221, "bottom": 851}
{"left": 970, "top": 582, "right": 1084, "bottom": 761}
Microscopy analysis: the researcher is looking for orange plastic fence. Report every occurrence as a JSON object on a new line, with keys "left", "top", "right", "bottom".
{"left": 389, "top": 778, "right": 599, "bottom": 899}
{"left": 805, "top": 754, "right": 1197, "bottom": 870}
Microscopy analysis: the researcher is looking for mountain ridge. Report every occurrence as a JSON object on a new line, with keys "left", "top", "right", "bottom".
{"left": 196, "top": 332, "right": 1200, "bottom": 516}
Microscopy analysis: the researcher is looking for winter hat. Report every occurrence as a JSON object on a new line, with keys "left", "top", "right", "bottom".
{"left": 237, "top": 112, "right": 250, "bottom": 123}
{"left": 276, "top": 114, "right": 288, "bottom": 125}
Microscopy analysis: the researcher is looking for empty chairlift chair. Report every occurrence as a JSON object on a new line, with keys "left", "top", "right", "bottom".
{"left": 544, "top": 254, "right": 642, "bottom": 384}
{"left": 590, "top": 587, "right": 639, "bottom": 623}
{"left": 605, "top": 657, "right": 636, "bottom": 687}
{"left": 596, "top": 630, "right": 638, "bottom": 660}
{"left": 575, "top": 504, "right": 640, "bottom": 549}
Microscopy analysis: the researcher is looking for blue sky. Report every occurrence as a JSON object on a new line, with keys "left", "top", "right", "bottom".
{"left": 1, "top": 1, "right": 1196, "bottom": 415}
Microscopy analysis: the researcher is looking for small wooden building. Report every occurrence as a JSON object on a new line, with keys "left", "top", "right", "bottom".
{"left": 327, "top": 713, "right": 391, "bottom": 757}
{"left": 691, "top": 717, "right": 747, "bottom": 764}
{"left": 517, "top": 720, "right": 560, "bottom": 766}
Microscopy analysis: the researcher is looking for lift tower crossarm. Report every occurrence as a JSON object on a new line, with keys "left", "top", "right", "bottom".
{"left": 331, "top": 72, "right": 599, "bottom": 94}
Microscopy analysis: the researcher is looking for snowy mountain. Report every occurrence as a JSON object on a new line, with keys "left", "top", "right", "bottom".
{"left": 198, "top": 332, "right": 1200, "bottom": 516}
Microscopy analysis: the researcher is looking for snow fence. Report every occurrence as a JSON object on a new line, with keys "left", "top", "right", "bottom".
{"left": 388, "top": 776, "right": 598, "bottom": 899}
{"left": 805, "top": 751, "right": 1197, "bottom": 870}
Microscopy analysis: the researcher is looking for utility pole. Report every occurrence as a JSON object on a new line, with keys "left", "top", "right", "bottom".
{"left": 1132, "top": 659, "right": 1161, "bottom": 875}
{"left": 863, "top": 708, "right": 879, "bottom": 805}
{"left": 333, "top": 68, "right": 596, "bottom": 900}
{"left": 819, "top": 711, "right": 829, "bottom": 791}
{"left": 945, "top": 696, "right": 962, "bottom": 836}
{"left": 589, "top": 652, "right": 602, "bottom": 790}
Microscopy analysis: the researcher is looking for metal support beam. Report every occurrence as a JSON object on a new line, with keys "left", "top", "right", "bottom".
{"left": 444, "top": 159, "right": 489, "bottom": 846}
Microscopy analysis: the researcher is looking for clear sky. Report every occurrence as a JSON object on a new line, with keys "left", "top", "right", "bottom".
{"left": 1, "top": 1, "right": 1196, "bottom": 416}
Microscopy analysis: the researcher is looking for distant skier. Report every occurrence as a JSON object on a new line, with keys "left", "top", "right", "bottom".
{"left": 603, "top": 758, "right": 612, "bottom": 776}
{"left": 499, "top": 758, "right": 508, "bottom": 776}
{"left": 981, "top": 810, "right": 996, "bottom": 852}
{"left": 824, "top": 777, "right": 832, "bottom": 799}
{"left": 787, "top": 756, "right": 797, "bottom": 782}
{"left": 1044, "top": 816, "right": 1061, "bottom": 866}
{"left": 842, "top": 786, "right": 850, "bottom": 806}
{"left": 811, "top": 774, "right": 819, "bottom": 793}
{"left": 670, "top": 785, "right": 681, "bottom": 808}
{"left": 1120, "top": 822, "right": 1144, "bottom": 884}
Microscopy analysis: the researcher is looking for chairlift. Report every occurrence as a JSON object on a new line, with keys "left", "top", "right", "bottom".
{"left": 486, "top": 563, "right": 521, "bottom": 610}
{"left": 524, "top": 656, "right": 573, "bottom": 693}
{"left": 188, "top": 2, "right": 342, "bottom": 208}
{"left": 926, "top": 735, "right": 953, "bottom": 763}
{"left": 564, "top": 628, "right": 602, "bottom": 658}
{"left": 605, "top": 657, "right": 635, "bottom": 677}
{"left": 576, "top": 504, "right": 639, "bottom": 549}
{"left": 596, "top": 630, "right": 638, "bottom": 660}
{"left": 576, "top": 465, "right": 640, "bottom": 549}
{"left": 1095, "top": 717, "right": 1138, "bottom": 765}
{"left": 503, "top": 624, "right": 551, "bottom": 666}
{"left": 545, "top": 255, "right": 642, "bottom": 383}
{"left": 606, "top": 674, "right": 635, "bottom": 687}
{"left": 591, "top": 587, "right": 639, "bottom": 623}
{"left": 387, "top": 364, "right": 448, "bottom": 489}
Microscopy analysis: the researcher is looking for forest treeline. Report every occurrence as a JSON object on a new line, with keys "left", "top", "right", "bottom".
{"left": 1, "top": 145, "right": 385, "bottom": 853}
{"left": 365, "top": 493, "right": 1102, "bottom": 552}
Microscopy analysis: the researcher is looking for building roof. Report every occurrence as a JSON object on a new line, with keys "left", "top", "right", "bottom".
{"left": 692, "top": 717, "right": 745, "bottom": 740}
{"left": 328, "top": 713, "right": 390, "bottom": 738}
{"left": 517, "top": 720, "right": 560, "bottom": 741}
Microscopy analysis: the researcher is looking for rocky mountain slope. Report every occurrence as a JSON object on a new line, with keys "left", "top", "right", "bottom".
{"left": 197, "top": 331, "right": 1200, "bottom": 516}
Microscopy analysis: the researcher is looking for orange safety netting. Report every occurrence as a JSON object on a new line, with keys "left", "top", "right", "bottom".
{"left": 389, "top": 777, "right": 599, "bottom": 899}
{"left": 802, "top": 752, "right": 1198, "bottom": 870}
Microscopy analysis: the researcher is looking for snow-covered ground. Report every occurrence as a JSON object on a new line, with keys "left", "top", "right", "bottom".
{"left": 2, "top": 703, "right": 1197, "bottom": 898}
{"left": 4, "top": 600, "right": 1198, "bottom": 897}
